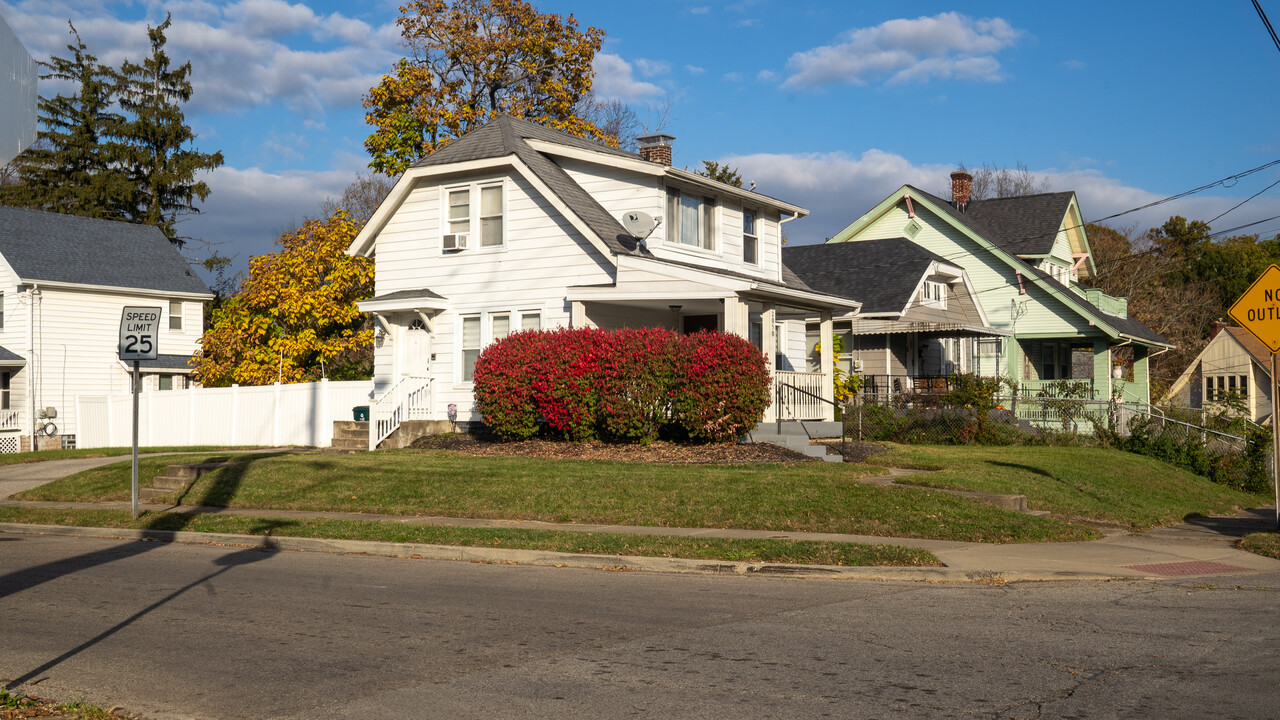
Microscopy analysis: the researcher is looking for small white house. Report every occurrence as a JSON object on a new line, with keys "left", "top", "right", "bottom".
{"left": 0, "top": 206, "right": 212, "bottom": 450}
{"left": 348, "top": 116, "right": 858, "bottom": 445}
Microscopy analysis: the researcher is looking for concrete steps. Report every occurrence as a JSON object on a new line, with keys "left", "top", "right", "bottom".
{"left": 330, "top": 421, "right": 369, "bottom": 452}
{"left": 745, "top": 421, "right": 844, "bottom": 463}
{"left": 140, "top": 461, "right": 233, "bottom": 502}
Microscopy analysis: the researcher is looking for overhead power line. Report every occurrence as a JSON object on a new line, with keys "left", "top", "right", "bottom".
{"left": 1254, "top": 0, "right": 1280, "bottom": 55}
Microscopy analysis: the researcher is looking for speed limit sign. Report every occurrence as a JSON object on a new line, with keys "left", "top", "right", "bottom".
{"left": 119, "top": 306, "right": 161, "bottom": 361}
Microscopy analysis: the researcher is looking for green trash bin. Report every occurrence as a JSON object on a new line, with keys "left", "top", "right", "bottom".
{"left": 353, "top": 405, "right": 370, "bottom": 422}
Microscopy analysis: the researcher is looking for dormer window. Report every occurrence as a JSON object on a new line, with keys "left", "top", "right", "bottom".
{"left": 666, "top": 188, "right": 716, "bottom": 250}
{"left": 922, "top": 280, "right": 947, "bottom": 309}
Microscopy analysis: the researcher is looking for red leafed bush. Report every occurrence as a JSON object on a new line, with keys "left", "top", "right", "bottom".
{"left": 471, "top": 330, "right": 543, "bottom": 440}
{"left": 596, "top": 327, "right": 680, "bottom": 443}
{"left": 529, "top": 327, "right": 606, "bottom": 441}
{"left": 473, "top": 326, "right": 771, "bottom": 443}
{"left": 671, "top": 331, "right": 771, "bottom": 442}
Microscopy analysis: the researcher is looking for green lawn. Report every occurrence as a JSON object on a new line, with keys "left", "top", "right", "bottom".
{"left": 0, "top": 506, "right": 940, "bottom": 567}
{"left": 873, "top": 444, "right": 1263, "bottom": 527}
{"left": 1239, "top": 532, "right": 1280, "bottom": 560}
{"left": 14, "top": 449, "right": 1092, "bottom": 543}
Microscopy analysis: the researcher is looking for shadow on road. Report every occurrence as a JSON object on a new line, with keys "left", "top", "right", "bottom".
{"left": 1, "top": 455, "right": 302, "bottom": 689}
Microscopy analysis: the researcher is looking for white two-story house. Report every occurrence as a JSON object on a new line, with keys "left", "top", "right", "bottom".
{"left": 0, "top": 206, "right": 212, "bottom": 450}
{"left": 348, "top": 116, "right": 858, "bottom": 443}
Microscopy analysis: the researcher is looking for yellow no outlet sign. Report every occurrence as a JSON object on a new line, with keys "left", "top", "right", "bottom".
{"left": 1227, "top": 264, "right": 1280, "bottom": 529}
{"left": 1228, "top": 265, "right": 1280, "bottom": 353}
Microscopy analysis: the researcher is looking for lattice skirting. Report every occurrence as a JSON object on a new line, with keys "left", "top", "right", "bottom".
{"left": 0, "top": 435, "right": 20, "bottom": 454}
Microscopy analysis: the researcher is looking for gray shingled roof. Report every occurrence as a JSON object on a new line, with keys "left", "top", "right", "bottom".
{"left": 0, "top": 207, "right": 211, "bottom": 295}
{"left": 910, "top": 186, "right": 1075, "bottom": 256}
{"left": 135, "top": 354, "right": 196, "bottom": 370}
{"left": 413, "top": 116, "right": 643, "bottom": 256}
{"left": 0, "top": 344, "right": 24, "bottom": 364}
{"left": 783, "top": 239, "right": 947, "bottom": 313}
{"left": 367, "top": 288, "right": 446, "bottom": 302}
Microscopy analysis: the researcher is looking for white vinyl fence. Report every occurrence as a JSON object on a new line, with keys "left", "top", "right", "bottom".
{"left": 75, "top": 380, "right": 373, "bottom": 449}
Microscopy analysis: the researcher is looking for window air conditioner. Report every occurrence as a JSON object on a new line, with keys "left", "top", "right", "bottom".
{"left": 443, "top": 233, "right": 469, "bottom": 252}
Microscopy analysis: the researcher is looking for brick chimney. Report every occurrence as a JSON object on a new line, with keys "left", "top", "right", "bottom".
{"left": 636, "top": 133, "right": 675, "bottom": 166}
{"left": 951, "top": 170, "right": 973, "bottom": 208}
{"left": 1210, "top": 319, "right": 1227, "bottom": 339}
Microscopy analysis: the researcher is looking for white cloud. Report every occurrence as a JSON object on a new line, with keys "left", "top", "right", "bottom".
{"left": 782, "top": 12, "right": 1023, "bottom": 89}
{"left": 184, "top": 162, "right": 361, "bottom": 266}
{"left": 721, "top": 151, "right": 1280, "bottom": 245}
{"left": 689, "top": 6, "right": 710, "bottom": 15}
{"left": 593, "top": 53, "right": 664, "bottom": 100}
{"left": 756, "top": 69, "right": 777, "bottom": 82}
{"left": 1061, "top": 59, "right": 1086, "bottom": 70}
{"left": 686, "top": 64, "right": 705, "bottom": 75}
{"left": 722, "top": 72, "right": 742, "bottom": 82}
{"left": 633, "top": 58, "right": 670, "bottom": 77}
{"left": 2, "top": 0, "right": 402, "bottom": 114}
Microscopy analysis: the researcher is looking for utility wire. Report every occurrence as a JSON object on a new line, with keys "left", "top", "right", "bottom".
{"left": 1207, "top": 177, "right": 1280, "bottom": 225}
{"left": 1255, "top": 0, "right": 1280, "bottom": 54}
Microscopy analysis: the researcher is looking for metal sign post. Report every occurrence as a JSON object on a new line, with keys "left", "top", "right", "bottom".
{"left": 119, "top": 306, "right": 161, "bottom": 519}
{"left": 1226, "top": 265, "right": 1280, "bottom": 530}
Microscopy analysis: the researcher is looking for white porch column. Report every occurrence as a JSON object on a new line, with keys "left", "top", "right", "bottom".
{"left": 570, "top": 300, "right": 587, "bottom": 329}
{"left": 820, "top": 310, "right": 835, "bottom": 422}
{"left": 723, "top": 295, "right": 749, "bottom": 339}
{"left": 763, "top": 303, "right": 777, "bottom": 423}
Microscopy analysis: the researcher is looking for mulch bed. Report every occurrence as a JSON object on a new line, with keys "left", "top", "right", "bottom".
{"left": 408, "top": 433, "right": 822, "bottom": 464}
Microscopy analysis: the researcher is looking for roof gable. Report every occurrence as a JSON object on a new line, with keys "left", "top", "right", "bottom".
{"left": 1224, "top": 326, "right": 1273, "bottom": 367}
{"left": 783, "top": 238, "right": 945, "bottom": 313}
{"left": 907, "top": 186, "right": 1077, "bottom": 257}
{"left": 0, "top": 207, "right": 211, "bottom": 295}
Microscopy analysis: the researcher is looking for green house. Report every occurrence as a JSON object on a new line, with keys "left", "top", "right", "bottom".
{"left": 826, "top": 172, "right": 1171, "bottom": 404}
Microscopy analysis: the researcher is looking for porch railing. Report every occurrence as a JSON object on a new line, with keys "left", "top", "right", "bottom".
{"left": 860, "top": 374, "right": 959, "bottom": 398}
{"left": 0, "top": 410, "right": 21, "bottom": 431}
{"left": 775, "top": 370, "right": 826, "bottom": 421}
{"left": 369, "top": 375, "right": 432, "bottom": 450}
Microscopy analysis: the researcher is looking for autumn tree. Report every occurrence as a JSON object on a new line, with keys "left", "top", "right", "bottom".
{"left": 363, "top": 0, "right": 607, "bottom": 174}
{"left": 0, "top": 23, "right": 132, "bottom": 219}
{"left": 116, "top": 14, "right": 224, "bottom": 246}
{"left": 193, "top": 211, "right": 373, "bottom": 386}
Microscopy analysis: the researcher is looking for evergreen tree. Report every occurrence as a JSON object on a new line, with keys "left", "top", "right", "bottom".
{"left": 116, "top": 14, "right": 224, "bottom": 246}
{"left": 0, "top": 23, "right": 131, "bottom": 219}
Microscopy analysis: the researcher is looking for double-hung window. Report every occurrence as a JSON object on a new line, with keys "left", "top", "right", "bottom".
{"left": 666, "top": 188, "right": 716, "bottom": 250}
{"left": 445, "top": 182, "right": 505, "bottom": 249}
{"left": 169, "top": 300, "right": 183, "bottom": 331}
{"left": 742, "top": 209, "right": 758, "bottom": 264}
{"left": 461, "top": 315, "right": 482, "bottom": 382}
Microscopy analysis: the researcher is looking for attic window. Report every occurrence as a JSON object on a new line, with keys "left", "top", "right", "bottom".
{"left": 922, "top": 280, "right": 947, "bottom": 309}
{"left": 904, "top": 218, "right": 921, "bottom": 240}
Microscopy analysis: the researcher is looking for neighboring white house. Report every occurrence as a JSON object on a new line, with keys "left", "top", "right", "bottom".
{"left": 348, "top": 116, "right": 859, "bottom": 443}
{"left": 0, "top": 206, "right": 212, "bottom": 450}
{"left": 0, "top": 11, "right": 36, "bottom": 166}
{"left": 1162, "top": 323, "right": 1273, "bottom": 423}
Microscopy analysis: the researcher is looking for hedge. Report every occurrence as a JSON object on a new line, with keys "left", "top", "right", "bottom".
{"left": 473, "top": 327, "right": 770, "bottom": 443}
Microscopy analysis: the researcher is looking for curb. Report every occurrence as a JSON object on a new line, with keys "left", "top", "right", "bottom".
{"left": 0, "top": 522, "right": 1131, "bottom": 584}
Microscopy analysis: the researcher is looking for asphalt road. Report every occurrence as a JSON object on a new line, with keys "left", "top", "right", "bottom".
{"left": 2, "top": 532, "right": 1278, "bottom": 720}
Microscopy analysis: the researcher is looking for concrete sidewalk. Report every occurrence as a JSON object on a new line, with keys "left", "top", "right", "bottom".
{"left": 2, "top": 454, "right": 1278, "bottom": 583}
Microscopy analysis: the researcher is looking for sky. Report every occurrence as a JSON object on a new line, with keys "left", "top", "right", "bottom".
{"left": 2, "top": 0, "right": 1280, "bottom": 282}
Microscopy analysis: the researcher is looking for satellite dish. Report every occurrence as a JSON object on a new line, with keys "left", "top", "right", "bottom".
{"left": 622, "top": 210, "right": 660, "bottom": 239}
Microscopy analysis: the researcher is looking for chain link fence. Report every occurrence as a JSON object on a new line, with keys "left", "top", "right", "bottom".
{"left": 837, "top": 386, "right": 1272, "bottom": 494}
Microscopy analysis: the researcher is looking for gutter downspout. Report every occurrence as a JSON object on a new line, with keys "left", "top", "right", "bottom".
{"left": 27, "top": 283, "right": 36, "bottom": 450}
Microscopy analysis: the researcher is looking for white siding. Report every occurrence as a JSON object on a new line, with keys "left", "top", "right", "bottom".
{"left": 7, "top": 286, "right": 204, "bottom": 440}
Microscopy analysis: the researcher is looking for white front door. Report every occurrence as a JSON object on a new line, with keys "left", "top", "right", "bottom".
{"left": 403, "top": 319, "right": 431, "bottom": 377}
